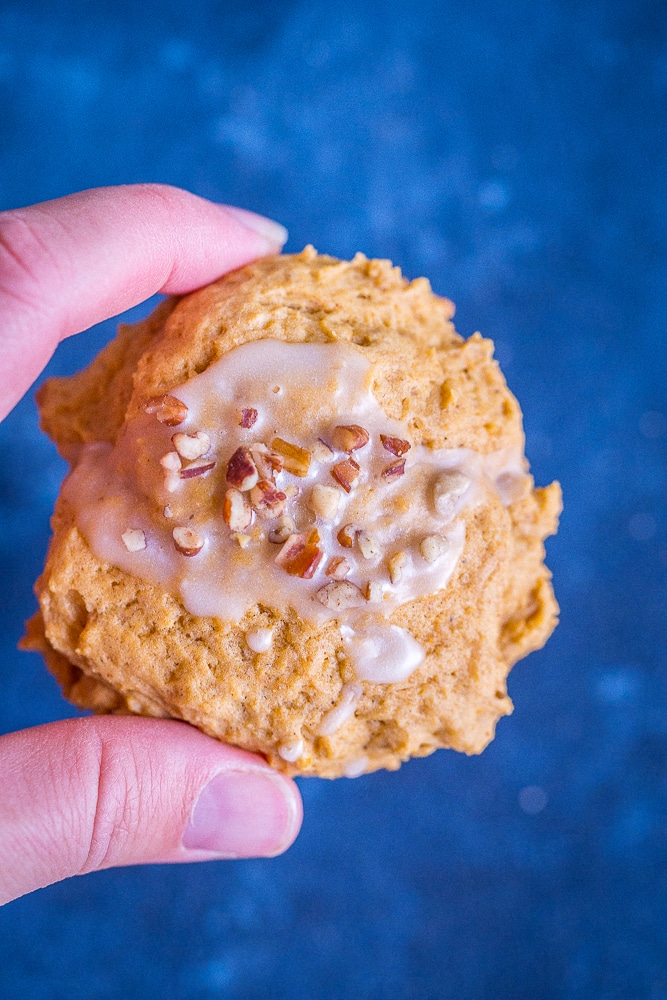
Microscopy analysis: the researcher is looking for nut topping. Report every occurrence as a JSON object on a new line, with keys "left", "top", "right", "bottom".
{"left": 364, "top": 580, "right": 384, "bottom": 603}
{"left": 250, "top": 480, "right": 287, "bottom": 520}
{"left": 312, "top": 438, "right": 335, "bottom": 463}
{"left": 160, "top": 450, "right": 182, "bottom": 492}
{"left": 309, "top": 484, "right": 341, "bottom": 520}
{"left": 275, "top": 530, "right": 323, "bottom": 578}
{"left": 226, "top": 446, "right": 259, "bottom": 491}
{"left": 337, "top": 524, "right": 358, "bottom": 548}
{"left": 382, "top": 458, "right": 406, "bottom": 481}
{"left": 239, "top": 407, "right": 258, "bottom": 429}
{"left": 172, "top": 431, "right": 210, "bottom": 461}
{"left": 433, "top": 470, "right": 470, "bottom": 517}
{"left": 180, "top": 458, "right": 216, "bottom": 479}
{"left": 268, "top": 514, "right": 295, "bottom": 544}
{"left": 160, "top": 451, "right": 181, "bottom": 472}
{"left": 380, "top": 434, "right": 411, "bottom": 457}
{"left": 325, "top": 556, "right": 351, "bottom": 580}
{"left": 331, "top": 457, "right": 360, "bottom": 493}
{"left": 357, "top": 530, "right": 381, "bottom": 560}
{"left": 223, "top": 488, "right": 252, "bottom": 531}
{"left": 143, "top": 394, "right": 188, "bottom": 426}
{"left": 331, "top": 424, "right": 370, "bottom": 453}
{"left": 419, "top": 534, "right": 448, "bottom": 564}
{"left": 316, "top": 580, "right": 366, "bottom": 610}
{"left": 172, "top": 526, "right": 204, "bottom": 556}
{"left": 250, "top": 443, "right": 283, "bottom": 481}
{"left": 388, "top": 550, "right": 408, "bottom": 584}
{"left": 271, "top": 438, "right": 312, "bottom": 477}
{"left": 121, "top": 528, "right": 146, "bottom": 552}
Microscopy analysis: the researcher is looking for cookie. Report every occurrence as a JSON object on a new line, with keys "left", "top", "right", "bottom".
{"left": 24, "top": 248, "right": 561, "bottom": 778}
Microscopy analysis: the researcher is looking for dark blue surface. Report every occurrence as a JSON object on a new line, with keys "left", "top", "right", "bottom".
{"left": 1, "top": 1, "right": 666, "bottom": 997}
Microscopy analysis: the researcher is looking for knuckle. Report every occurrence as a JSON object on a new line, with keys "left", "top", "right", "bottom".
{"left": 76, "top": 727, "right": 145, "bottom": 875}
{"left": 0, "top": 210, "right": 60, "bottom": 313}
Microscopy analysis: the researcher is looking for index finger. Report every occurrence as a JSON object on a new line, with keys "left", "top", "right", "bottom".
{"left": 0, "top": 184, "right": 288, "bottom": 420}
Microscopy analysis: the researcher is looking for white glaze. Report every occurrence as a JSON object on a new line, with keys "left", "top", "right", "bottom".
{"left": 343, "top": 757, "right": 369, "bottom": 778}
{"left": 278, "top": 739, "right": 304, "bottom": 762}
{"left": 342, "top": 623, "right": 426, "bottom": 684}
{"left": 317, "top": 683, "right": 363, "bottom": 736}
{"left": 62, "top": 340, "right": 525, "bottom": 692}
{"left": 246, "top": 628, "right": 273, "bottom": 653}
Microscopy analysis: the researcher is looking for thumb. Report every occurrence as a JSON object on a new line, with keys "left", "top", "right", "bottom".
{"left": 0, "top": 716, "right": 302, "bottom": 905}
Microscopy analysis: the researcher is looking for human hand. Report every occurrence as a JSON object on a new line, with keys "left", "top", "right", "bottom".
{"left": 0, "top": 184, "right": 302, "bottom": 905}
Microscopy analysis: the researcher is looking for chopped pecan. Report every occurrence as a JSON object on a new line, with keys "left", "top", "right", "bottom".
{"left": 337, "top": 523, "right": 358, "bottom": 548}
{"left": 325, "top": 556, "right": 351, "bottom": 580}
{"left": 143, "top": 394, "right": 188, "bottom": 426}
{"left": 382, "top": 458, "right": 406, "bottom": 481}
{"left": 380, "top": 434, "right": 411, "bottom": 457}
{"left": 180, "top": 458, "right": 216, "bottom": 479}
{"left": 268, "top": 514, "right": 295, "bottom": 544}
{"left": 121, "top": 528, "right": 146, "bottom": 552}
{"left": 223, "top": 488, "right": 252, "bottom": 531}
{"left": 388, "top": 550, "right": 408, "bottom": 584}
{"left": 250, "top": 480, "right": 287, "bottom": 520}
{"left": 239, "top": 407, "right": 258, "bottom": 429}
{"left": 172, "top": 526, "right": 204, "bottom": 556}
{"left": 226, "top": 447, "right": 259, "bottom": 491}
{"left": 271, "top": 437, "right": 311, "bottom": 477}
{"left": 251, "top": 443, "right": 283, "bottom": 481}
{"left": 433, "top": 470, "right": 470, "bottom": 517}
{"left": 331, "top": 457, "right": 360, "bottom": 493}
{"left": 275, "top": 530, "right": 323, "bottom": 578}
{"left": 309, "top": 484, "right": 341, "bottom": 520}
{"left": 172, "top": 431, "right": 210, "bottom": 461}
{"left": 357, "top": 530, "right": 381, "bottom": 560}
{"left": 316, "top": 580, "right": 366, "bottom": 610}
{"left": 331, "top": 424, "right": 369, "bottom": 453}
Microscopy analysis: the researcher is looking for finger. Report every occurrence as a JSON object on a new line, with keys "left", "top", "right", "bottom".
{"left": 0, "top": 716, "right": 302, "bottom": 905}
{"left": 0, "top": 184, "right": 288, "bottom": 420}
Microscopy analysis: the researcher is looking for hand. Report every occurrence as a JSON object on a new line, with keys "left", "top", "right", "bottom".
{"left": 0, "top": 184, "right": 302, "bottom": 906}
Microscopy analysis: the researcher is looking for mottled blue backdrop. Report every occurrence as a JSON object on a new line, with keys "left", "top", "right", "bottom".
{"left": 1, "top": 1, "right": 666, "bottom": 997}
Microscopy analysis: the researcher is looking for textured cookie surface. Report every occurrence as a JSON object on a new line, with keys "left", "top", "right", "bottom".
{"left": 26, "top": 248, "right": 561, "bottom": 778}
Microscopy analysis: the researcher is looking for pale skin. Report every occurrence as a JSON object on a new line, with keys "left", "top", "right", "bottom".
{"left": 0, "top": 184, "right": 303, "bottom": 906}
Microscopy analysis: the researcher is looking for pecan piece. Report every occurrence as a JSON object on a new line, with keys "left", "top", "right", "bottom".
{"left": 271, "top": 438, "right": 311, "bottom": 477}
{"left": 419, "top": 534, "right": 448, "bottom": 564}
{"left": 380, "top": 434, "right": 411, "bottom": 457}
{"left": 325, "top": 556, "right": 351, "bottom": 580}
{"left": 180, "top": 458, "right": 216, "bottom": 479}
{"left": 433, "top": 470, "right": 470, "bottom": 517}
{"left": 143, "top": 394, "right": 188, "bottom": 426}
{"left": 172, "top": 431, "right": 210, "bottom": 461}
{"left": 250, "top": 480, "right": 287, "bottom": 520}
{"left": 331, "top": 457, "right": 360, "bottom": 493}
{"left": 223, "top": 488, "right": 252, "bottom": 531}
{"left": 331, "top": 424, "right": 369, "bottom": 453}
{"left": 382, "top": 458, "right": 406, "bottom": 481}
{"left": 226, "top": 446, "right": 259, "bottom": 491}
{"left": 172, "top": 526, "right": 204, "bottom": 556}
{"left": 316, "top": 580, "right": 366, "bottom": 610}
{"left": 250, "top": 443, "right": 283, "bottom": 481}
{"left": 239, "top": 407, "right": 258, "bottom": 429}
{"left": 337, "top": 523, "right": 358, "bottom": 548}
{"left": 275, "top": 530, "right": 323, "bottom": 578}
{"left": 309, "top": 484, "right": 341, "bottom": 520}
{"left": 121, "top": 528, "right": 146, "bottom": 552}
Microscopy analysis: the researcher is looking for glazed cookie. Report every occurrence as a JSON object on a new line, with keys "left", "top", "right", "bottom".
{"left": 24, "top": 248, "right": 561, "bottom": 779}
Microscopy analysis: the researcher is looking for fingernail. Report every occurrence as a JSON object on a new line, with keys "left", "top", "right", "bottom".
{"left": 182, "top": 769, "right": 299, "bottom": 858}
{"left": 224, "top": 206, "right": 288, "bottom": 248}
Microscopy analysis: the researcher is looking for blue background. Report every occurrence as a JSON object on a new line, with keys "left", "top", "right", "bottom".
{"left": 1, "top": 1, "right": 666, "bottom": 997}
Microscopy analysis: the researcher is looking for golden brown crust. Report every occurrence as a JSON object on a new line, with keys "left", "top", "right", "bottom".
{"left": 25, "top": 249, "right": 561, "bottom": 778}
